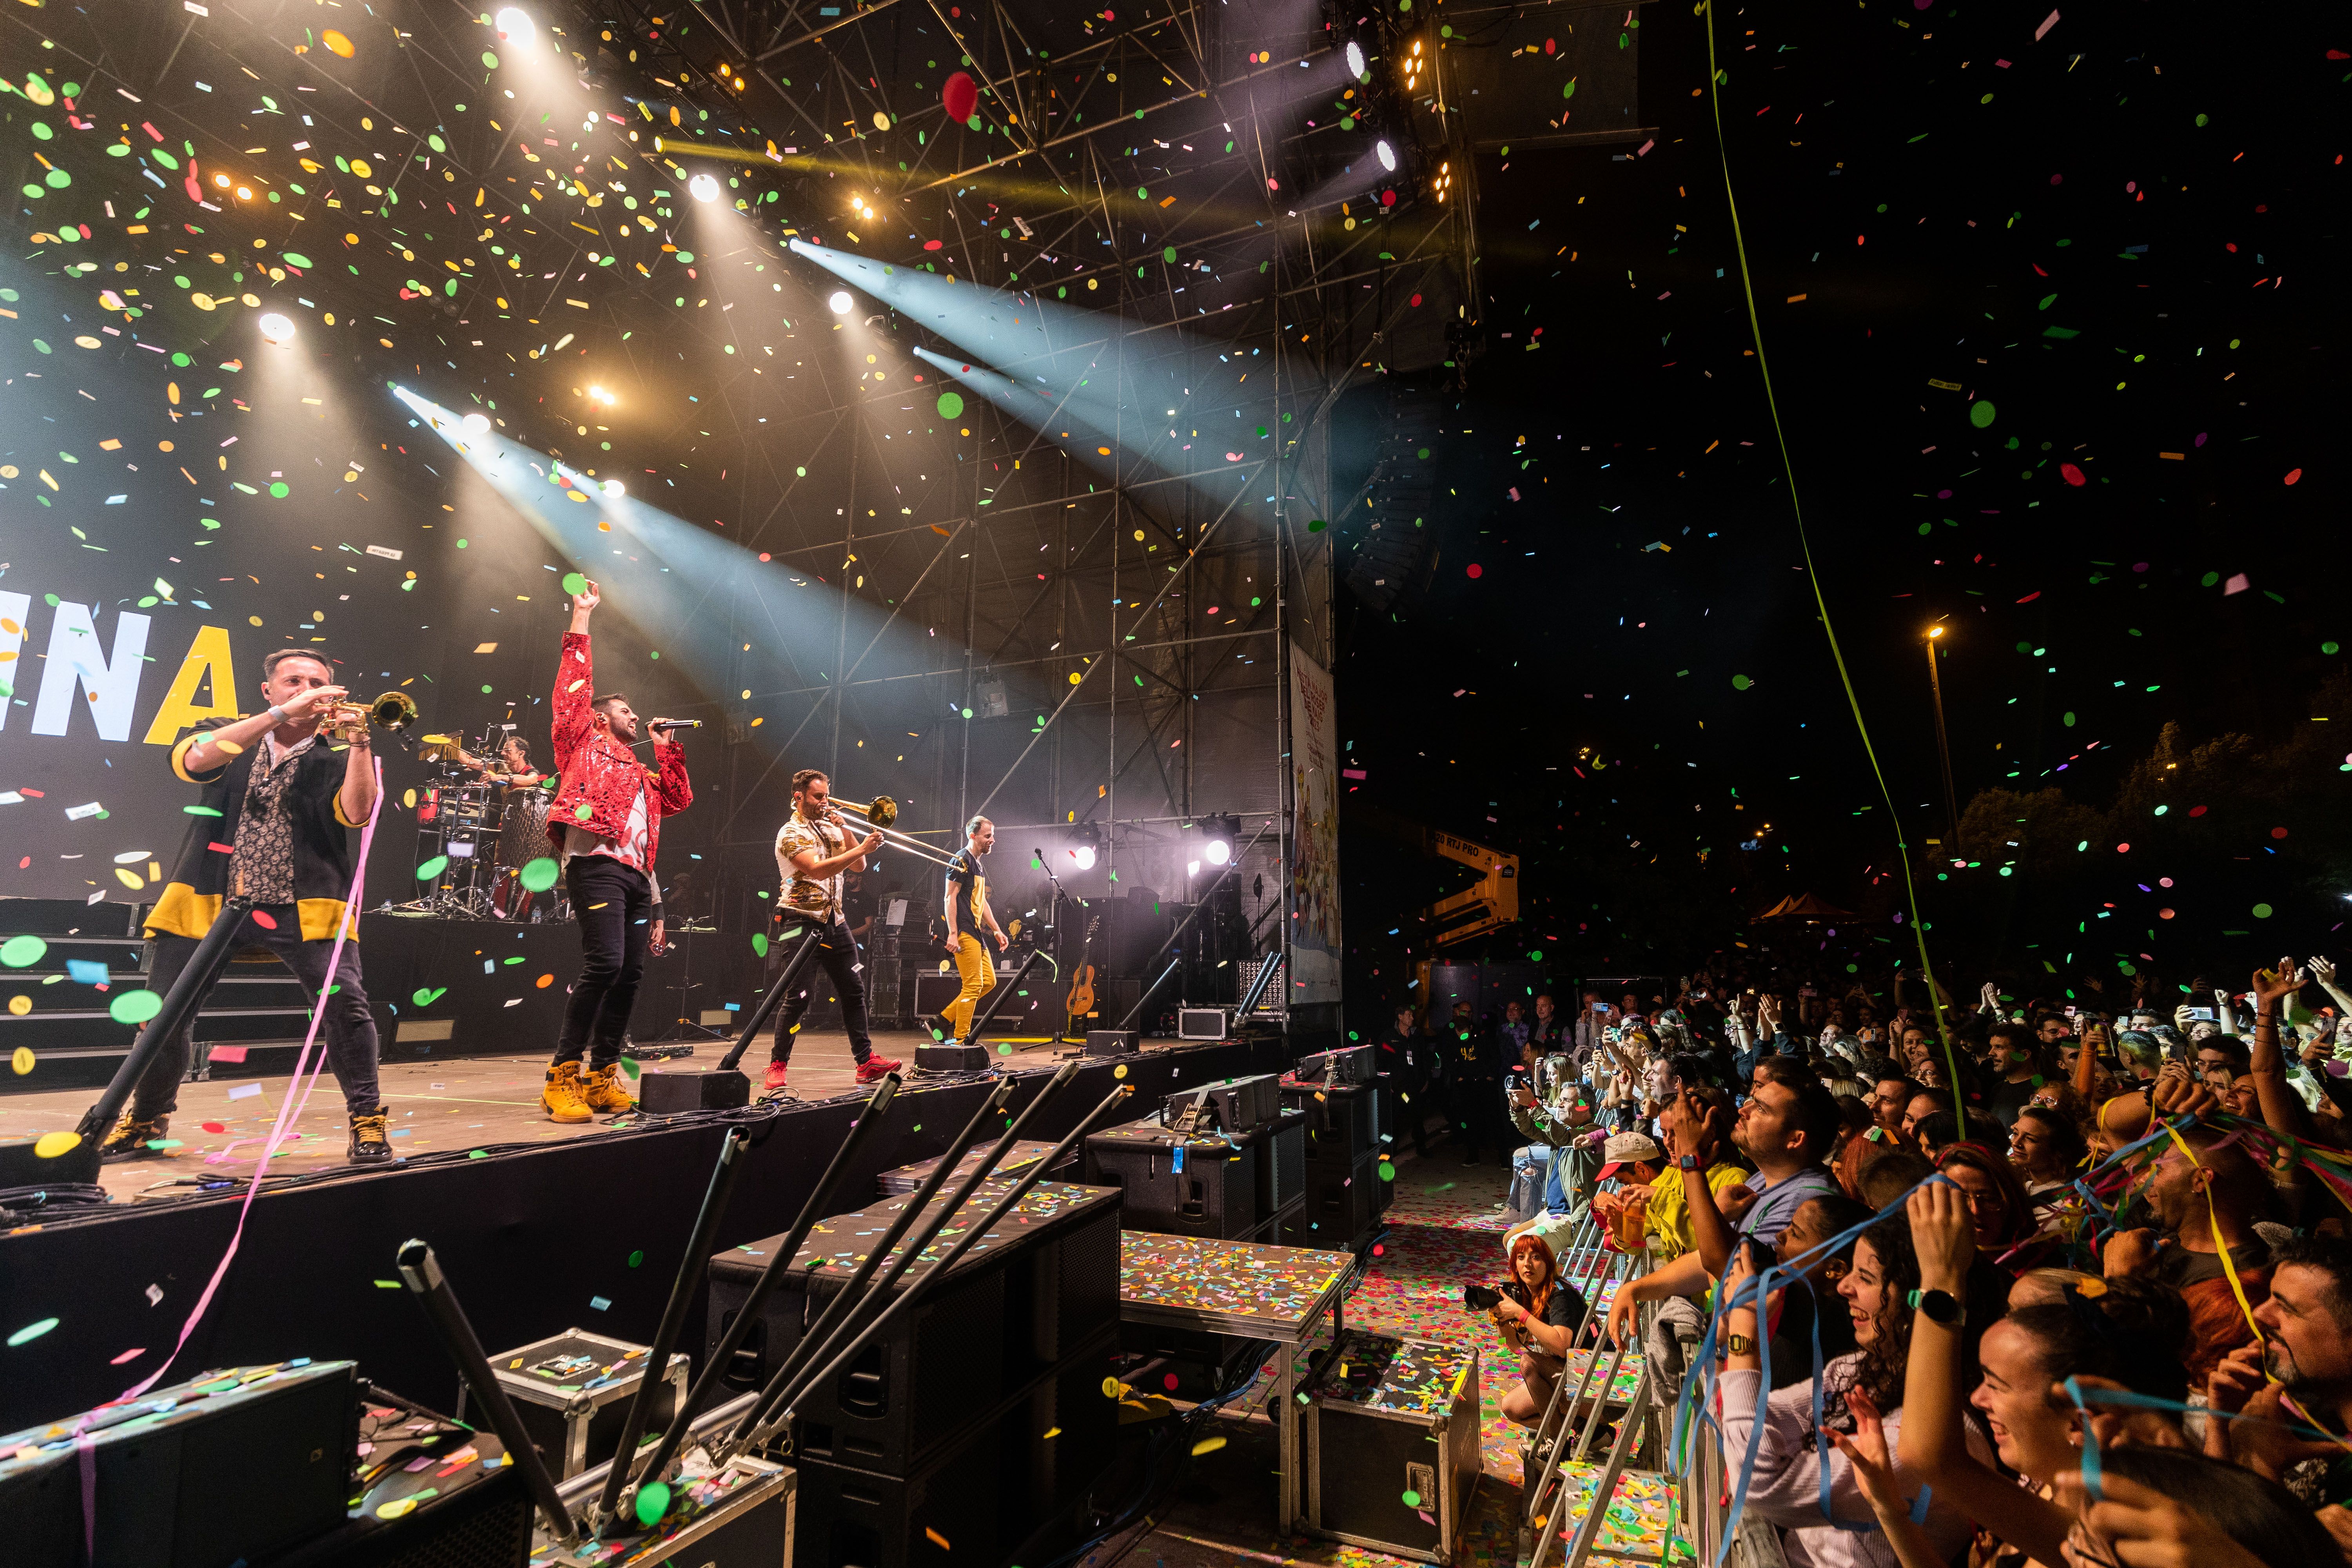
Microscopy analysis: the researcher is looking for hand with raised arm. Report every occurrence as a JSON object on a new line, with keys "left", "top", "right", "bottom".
{"left": 1829, "top": 1387, "right": 1947, "bottom": 1568}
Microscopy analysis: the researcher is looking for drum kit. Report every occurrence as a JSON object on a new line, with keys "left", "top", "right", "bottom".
{"left": 400, "top": 725, "right": 568, "bottom": 921}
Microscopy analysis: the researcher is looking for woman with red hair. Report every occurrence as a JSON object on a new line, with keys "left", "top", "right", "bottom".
{"left": 1933, "top": 1142, "right": 2040, "bottom": 1267}
{"left": 1491, "top": 1231, "right": 1590, "bottom": 1425}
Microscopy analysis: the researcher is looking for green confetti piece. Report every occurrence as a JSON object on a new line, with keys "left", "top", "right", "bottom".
{"left": 7, "top": 1318, "right": 60, "bottom": 1347}
{"left": 1, "top": 935, "right": 47, "bottom": 968}
{"left": 635, "top": 1480, "right": 672, "bottom": 1527}
{"left": 374, "top": 1280, "right": 404, "bottom": 1289}
{"left": 108, "top": 989, "right": 164, "bottom": 1025}
{"left": 520, "top": 857, "right": 560, "bottom": 893}
{"left": 936, "top": 391, "right": 964, "bottom": 419}
{"left": 415, "top": 855, "right": 450, "bottom": 881}
{"left": 561, "top": 571, "right": 588, "bottom": 596}
{"left": 751, "top": 933, "right": 769, "bottom": 957}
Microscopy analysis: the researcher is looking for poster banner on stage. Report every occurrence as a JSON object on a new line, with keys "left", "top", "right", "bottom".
{"left": 1287, "top": 641, "right": 1341, "bottom": 1005}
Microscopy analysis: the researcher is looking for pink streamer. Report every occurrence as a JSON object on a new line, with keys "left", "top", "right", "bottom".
{"left": 113, "top": 760, "right": 387, "bottom": 1403}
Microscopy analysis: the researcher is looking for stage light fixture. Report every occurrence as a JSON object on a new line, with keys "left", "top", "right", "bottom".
{"left": 1345, "top": 40, "right": 1366, "bottom": 78}
{"left": 828, "top": 290, "right": 855, "bottom": 315}
{"left": 257, "top": 312, "right": 296, "bottom": 344}
{"left": 601, "top": 479, "right": 626, "bottom": 499}
{"left": 688, "top": 173, "right": 721, "bottom": 203}
{"left": 1071, "top": 844, "right": 1098, "bottom": 871}
{"left": 1376, "top": 139, "right": 1398, "bottom": 172}
{"left": 493, "top": 5, "right": 534, "bottom": 45}
{"left": 460, "top": 411, "right": 491, "bottom": 436}
{"left": 1205, "top": 836, "right": 1232, "bottom": 866}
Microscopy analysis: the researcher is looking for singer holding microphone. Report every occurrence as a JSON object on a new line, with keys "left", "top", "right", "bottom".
{"left": 538, "top": 579, "right": 693, "bottom": 1124}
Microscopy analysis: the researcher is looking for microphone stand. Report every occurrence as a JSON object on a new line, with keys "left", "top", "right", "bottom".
{"left": 962, "top": 947, "right": 1049, "bottom": 1054}
{"left": 716, "top": 920, "right": 828, "bottom": 1073}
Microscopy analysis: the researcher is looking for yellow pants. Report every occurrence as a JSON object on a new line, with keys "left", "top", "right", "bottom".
{"left": 945, "top": 933, "right": 995, "bottom": 1039}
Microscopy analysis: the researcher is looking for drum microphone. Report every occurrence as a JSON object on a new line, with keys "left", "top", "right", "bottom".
{"left": 649, "top": 719, "right": 703, "bottom": 733}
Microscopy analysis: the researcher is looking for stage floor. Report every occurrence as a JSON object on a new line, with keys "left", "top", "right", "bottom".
{"left": 0, "top": 1027, "right": 1125, "bottom": 1203}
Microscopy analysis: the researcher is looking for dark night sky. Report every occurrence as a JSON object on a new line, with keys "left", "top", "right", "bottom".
{"left": 1335, "top": 0, "right": 2348, "bottom": 1012}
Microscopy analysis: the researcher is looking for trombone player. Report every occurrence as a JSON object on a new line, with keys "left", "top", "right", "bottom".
{"left": 102, "top": 649, "right": 394, "bottom": 1166}
{"left": 764, "top": 768, "right": 903, "bottom": 1093}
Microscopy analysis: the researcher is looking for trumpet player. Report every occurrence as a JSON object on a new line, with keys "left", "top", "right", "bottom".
{"left": 102, "top": 649, "right": 392, "bottom": 1165}
{"left": 763, "top": 768, "right": 901, "bottom": 1093}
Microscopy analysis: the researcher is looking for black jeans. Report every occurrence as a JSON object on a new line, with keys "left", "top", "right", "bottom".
{"left": 769, "top": 913, "right": 874, "bottom": 1066}
{"left": 555, "top": 855, "right": 653, "bottom": 1070}
{"left": 133, "top": 910, "right": 381, "bottom": 1119}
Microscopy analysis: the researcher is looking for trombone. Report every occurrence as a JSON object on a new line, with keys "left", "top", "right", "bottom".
{"left": 830, "top": 795, "right": 960, "bottom": 870}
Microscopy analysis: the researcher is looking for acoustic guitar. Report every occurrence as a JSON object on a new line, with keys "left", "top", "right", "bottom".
{"left": 1063, "top": 915, "right": 1102, "bottom": 1038}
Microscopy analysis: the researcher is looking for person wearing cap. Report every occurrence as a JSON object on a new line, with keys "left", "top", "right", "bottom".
{"left": 1589, "top": 1131, "right": 1668, "bottom": 1250}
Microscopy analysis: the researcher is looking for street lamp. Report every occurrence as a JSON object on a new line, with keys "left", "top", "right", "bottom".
{"left": 1924, "top": 625, "right": 1961, "bottom": 846}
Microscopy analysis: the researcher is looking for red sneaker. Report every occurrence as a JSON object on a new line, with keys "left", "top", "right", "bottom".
{"left": 854, "top": 1055, "right": 902, "bottom": 1084}
{"left": 762, "top": 1060, "right": 789, "bottom": 1093}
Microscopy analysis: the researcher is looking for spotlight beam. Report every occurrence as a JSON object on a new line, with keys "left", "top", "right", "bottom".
{"left": 900, "top": 47, "right": 1339, "bottom": 194}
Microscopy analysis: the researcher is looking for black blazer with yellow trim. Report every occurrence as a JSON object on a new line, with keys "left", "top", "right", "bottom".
{"left": 145, "top": 716, "right": 366, "bottom": 943}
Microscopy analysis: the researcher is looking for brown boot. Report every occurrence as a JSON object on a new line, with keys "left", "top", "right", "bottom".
{"left": 542, "top": 1062, "right": 592, "bottom": 1123}
{"left": 580, "top": 1062, "right": 636, "bottom": 1114}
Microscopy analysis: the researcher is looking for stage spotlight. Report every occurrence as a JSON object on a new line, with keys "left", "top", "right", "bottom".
{"left": 1071, "top": 844, "right": 1097, "bottom": 871}
{"left": 460, "top": 411, "right": 491, "bottom": 436}
{"left": 257, "top": 312, "right": 296, "bottom": 344}
{"left": 688, "top": 172, "right": 721, "bottom": 203}
{"left": 1205, "top": 837, "right": 1232, "bottom": 866}
{"left": 1345, "top": 40, "right": 1366, "bottom": 78}
{"left": 493, "top": 5, "right": 534, "bottom": 45}
{"left": 601, "top": 479, "right": 625, "bottom": 499}
{"left": 828, "top": 290, "right": 855, "bottom": 315}
{"left": 1376, "top": 139, "right": 1398, "bottom": 172}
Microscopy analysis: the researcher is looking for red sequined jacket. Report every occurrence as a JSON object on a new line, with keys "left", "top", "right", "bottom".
{"left": 548, "top": 631, "right": 691, "bottom": 871}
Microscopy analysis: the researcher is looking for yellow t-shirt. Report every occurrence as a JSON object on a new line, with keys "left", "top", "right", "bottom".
{"left": 1643, "top": 1162, "right": 1749, "bottom": 1263}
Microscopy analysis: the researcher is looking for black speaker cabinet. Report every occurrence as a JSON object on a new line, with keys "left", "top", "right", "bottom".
{"left": 1282, "top": 1076, "right": 1380, "bottom": 1167}
{"left": 1083, "top": 1118, "right": 1262, "bottom": 1240}
{"left": 636, "top": 1067, "right": 751, "bottom": 1114}
{"left": 1279, "top": 1152, "right": 1380, "bottom": 1251}
{"left": 706, "top": 1181, "right": 1121, "bottom": 1476}
{"left": 914, "top": 1042, "right": 990, "bottom": 1071}
{"left": 789, "top": 1326, "right": 1117, "bottom": 1568}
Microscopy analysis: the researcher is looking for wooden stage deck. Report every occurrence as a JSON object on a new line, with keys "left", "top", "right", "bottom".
{"left": 0, "top": 1027, "right": 1154, "bottom": 1203}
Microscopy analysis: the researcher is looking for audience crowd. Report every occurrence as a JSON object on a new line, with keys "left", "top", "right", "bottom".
{"left": 1374, "top": 955, "right": 2352, "bottom": 1567}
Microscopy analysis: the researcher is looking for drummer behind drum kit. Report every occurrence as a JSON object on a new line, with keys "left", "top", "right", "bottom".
{"left": 399, "top": 724, "right": 569, "bottom": 921}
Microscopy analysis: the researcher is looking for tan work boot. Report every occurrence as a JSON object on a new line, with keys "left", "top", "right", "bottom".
{"left": 542, "top": 1061, "right": 592, "bottom": 1123}
{"left": 579, "top": 1062, "right": 636, "bottom": 1114}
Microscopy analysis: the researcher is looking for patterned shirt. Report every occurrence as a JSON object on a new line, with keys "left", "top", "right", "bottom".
{"left": 231, "top": 731, "right": 316, "bottom": 903}
{"left": 775, "top": 809, "right": 851, "bottom": 916}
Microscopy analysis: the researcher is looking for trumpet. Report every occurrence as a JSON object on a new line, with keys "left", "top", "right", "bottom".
{"left": 830, "top": 794, "right": 959, "bottom": 869}
{"left": 327, "top": 690, "right": 421, "bottom": 742}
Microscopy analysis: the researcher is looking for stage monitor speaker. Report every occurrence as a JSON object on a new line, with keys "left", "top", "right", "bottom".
{"left": 0, "top": 1359, "right": 355, "bottom": 1568}
{"left": 0, "top": 1133, "right": 102, "bottom": 1190}
{"left": 636, "top": 1067, "right": 751, "bottom": 1114}
{"left": 1176, "top": 1007, "right": 1229, "bottom": 1042}
{"left": 1083, "top": 1029, "right": 1139, "bottom": 1057}
{"left": 916, "top": 1042, "right": 990, "bottom": 1072}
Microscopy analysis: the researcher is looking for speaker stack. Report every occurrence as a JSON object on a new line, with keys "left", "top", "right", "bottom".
{"left": 705, "top": 1179, "right": 1124, "bottom": 1568}
{"left": 1080, "top": 1073, "right": 1307, "bottom": 1244}
{"left": 1279, "top": 1046, "right": 1388, "bottom": 1251}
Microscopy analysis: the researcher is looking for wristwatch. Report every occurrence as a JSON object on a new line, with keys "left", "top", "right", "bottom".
{"left": 1677, "top": 1153, "right": 1700, "bottom": 1172}
{"left": 1726, "top": 1334, "right": 1756, "bottom": 1356}
{"left": 1907, "top": 1287, "right": 1965, "bottom": 1328}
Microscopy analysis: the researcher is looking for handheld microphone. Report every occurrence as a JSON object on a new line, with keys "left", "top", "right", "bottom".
{"left": 650, "top": 719, "right": 704, "bottom": 733}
